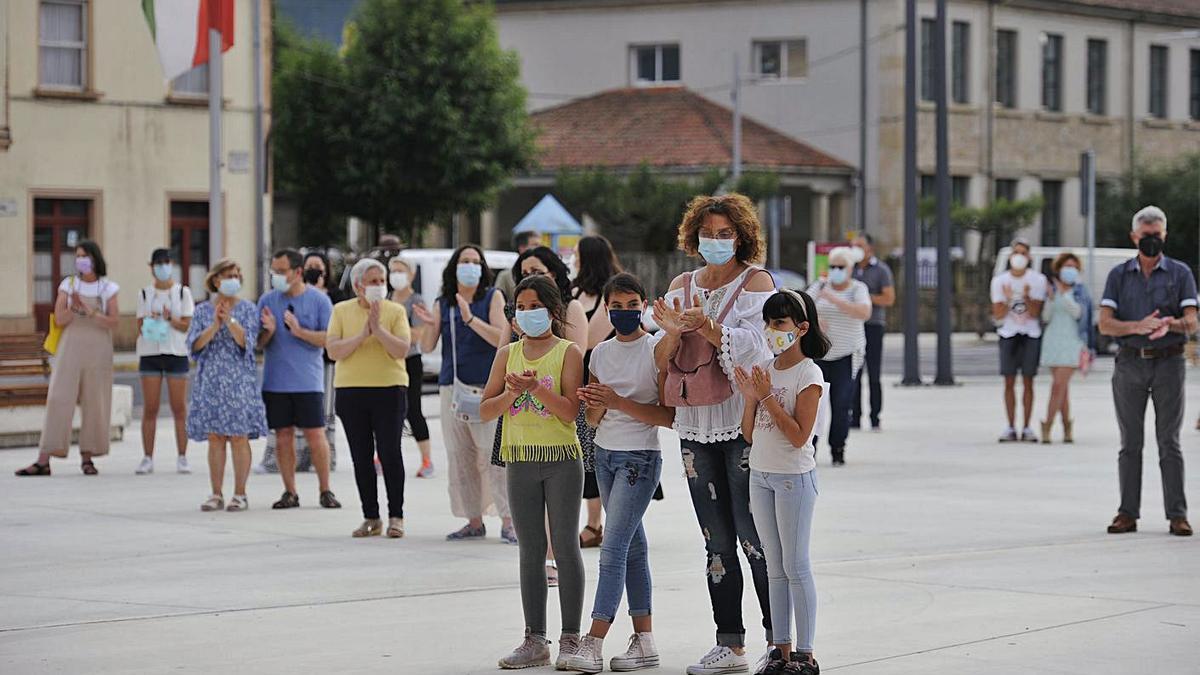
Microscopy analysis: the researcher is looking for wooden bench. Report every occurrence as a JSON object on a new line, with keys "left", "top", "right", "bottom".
{"left": 0, "top": 334, "right": 50, "bottom": 407}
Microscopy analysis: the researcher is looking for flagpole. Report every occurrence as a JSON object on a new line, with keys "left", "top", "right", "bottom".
{"left": 208, "top": 27, "right": 224, "bottom": 268}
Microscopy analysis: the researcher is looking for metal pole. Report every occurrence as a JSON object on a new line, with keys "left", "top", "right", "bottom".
{"left": 934, "top": 0, "right": 954, "bottom": 385}
{"left": 1086, "top": 149, "right": 1096, "bottom": 294}
{"left": 208, "top": 28, "right": 223, "bottom": 267}
{"left": 769, "top": 198, "right": 781, "bottom": 270}
{"left": 858, "top": 0, "right": 868, "bottom": 232}
{"left": 902, "top": 0, "right": 922, "bottom": 385}
{"left": 732, "top": 51, "right": 742, "bottom": 181}
{"left": 252, "top": 0, "right": 266, "bottom": 296}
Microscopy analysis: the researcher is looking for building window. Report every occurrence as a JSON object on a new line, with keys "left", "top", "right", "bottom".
{"left": 1150, "top": 45, "right": 1169, "bottom": 119}
{"left": 994, "top": 179, "right": 1018, "bottom": 203}
{"left": 995, "top": 29, "right": 1017, "bottom": 108}
{"left": 754, "top": 39, "right": 807, "bottom": 80}
{"left": 920, "top": 18, "right": 936, "bottom": 102}
{"left": 33, "top": 198, "right": 91, "bottom": 331}
{"left": 1086, "top": 39, "right": 1107, "bottom": 116}
{"left": 38, "top": 0, "right": 88, "bottom": 90}
{"left": 170, "top": 201, "right": 211, "bottom": 299}
{"left": 1191, "top": 49, "right": 1200, "bottom": 121}
{"left": 952, "top": 21, "right": 970, "bottom": 104}
{"left": 1041, "top": 33, "right": 1063, "bottom": 112}
{"left": 631, "top": 44, "right": 680, "bottom": 84}
{"left": 1041, "top": 180, "right": 1062, "bottom": 246}
{"left": 171, "top": 63, "right": 209, "bottom": 97}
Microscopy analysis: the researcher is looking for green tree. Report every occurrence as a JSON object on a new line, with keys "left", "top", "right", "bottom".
{"left": 339, "top": 0, "right": 536, "bottom": 243}
{"left": 1097, "top": 152, "right": 1199, "bottom": 272}
{"left": 554, "top": 164, "right": 781, "bottom": 253}
{"left": 919, "top": 194, "right": 1043, "bottom": 260}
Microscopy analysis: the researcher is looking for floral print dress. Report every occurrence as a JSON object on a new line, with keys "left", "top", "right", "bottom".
{"left": 185, "top": 300, "right": 268, "bottom": 441}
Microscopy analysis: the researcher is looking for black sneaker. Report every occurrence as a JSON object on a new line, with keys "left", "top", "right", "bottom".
{"left": 784, "top": 654, "right": 820, "bottom": 675}
{"left": 831, "top": 447, "right": 845, "bottom": 466}
{"left": 756, "top": 648, "right": 787, "bottom": 675}
{"left": 271, "top": 491, "right": 300, "bottom": 509}
{"left": 319, "top": 491, "right": 342, "bottom": 508}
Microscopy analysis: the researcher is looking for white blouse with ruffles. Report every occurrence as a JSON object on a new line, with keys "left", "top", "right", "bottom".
{"left": 664, "top": 267, "right": 774, "bottom": 443}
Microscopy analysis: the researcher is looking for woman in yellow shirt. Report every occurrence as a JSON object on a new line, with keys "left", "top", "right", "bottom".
{"left": 326, "top": 258, "right": 411, "bottom": 538}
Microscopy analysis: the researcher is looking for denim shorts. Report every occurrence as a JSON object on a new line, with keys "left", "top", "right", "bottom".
{"left": 139, "top": 354, "right": 190, "bottom": 379}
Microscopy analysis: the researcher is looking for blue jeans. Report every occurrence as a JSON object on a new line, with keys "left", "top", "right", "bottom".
{"left": 591, "top": 447, "right": 663, "bottom": 623}
{"left": 681, "top": 436, "right": 772, "bottom": 648}
{"left": 749, "top": 469, "right": 818, "bottom": 652}
{"left": 817, "top": 355, "right": 854, "bottom": 450}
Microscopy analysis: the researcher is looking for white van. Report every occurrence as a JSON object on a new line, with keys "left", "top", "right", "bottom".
{"left": 992, "top": 245, "right": 1133, "bottom": 353}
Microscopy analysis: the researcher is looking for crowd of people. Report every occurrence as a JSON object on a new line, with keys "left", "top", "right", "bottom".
{"left": 10, "top": 194, "right": 1196, "bottom": 673}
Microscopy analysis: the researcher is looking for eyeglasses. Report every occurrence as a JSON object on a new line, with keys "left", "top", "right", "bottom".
{"left": 699, "top": 229, "right": 737, "bottom": 240}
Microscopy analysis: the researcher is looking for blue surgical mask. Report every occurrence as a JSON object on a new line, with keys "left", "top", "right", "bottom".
{"left": 270, "top": 272, "right": 290, "bottom": 292}
{"left": 697, "top": 237, "right": 736, "bottom": 266}
{"left": 218, "top": 278, "right": 241, "bottom": 297}
{"left": 153, "top": 264, "right": 173, "bottom": 282}
{"left": 828, "top": 267, "right": 848, "bottom": 285}
{"left": 141, "top": 317, "right": 169, "bottom": 342}
{"left": 457, "top": 262, "right": 483, "bottom": 287}
{"left": 1059, "top": 267, "right": 1079, "bottom": 285}
{"left": 608, "top": 309, "right": 643, "bottom": 336}
{"left": 515, "top": 307, "right": 551, "bottom": 337}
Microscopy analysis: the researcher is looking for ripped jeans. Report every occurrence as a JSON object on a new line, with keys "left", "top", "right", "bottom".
{"left": 681, "top": 436, "right": 772, "bottom": 648}
{"left": 591, "top": 447, "right": 663, "bottom": 623}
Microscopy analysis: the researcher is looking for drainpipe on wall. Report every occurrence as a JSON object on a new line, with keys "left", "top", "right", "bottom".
{"left": 985, "top": 1, "right": 995, "bottom": 202}
{"left": 1125, "top": 19, "right": 1136, "bottom": 176}
{"left": 858, "top": 0, "right": 868, "bottom": 233}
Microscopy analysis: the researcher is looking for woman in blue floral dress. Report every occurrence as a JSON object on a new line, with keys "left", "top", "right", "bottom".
{"left": 187, "top": 258, "right": 268, "bottom": 512}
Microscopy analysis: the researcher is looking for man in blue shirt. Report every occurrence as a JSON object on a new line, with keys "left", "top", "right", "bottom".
{"left": 1099, "top": 206, "right": 1197, "bottom": 537}
{"left": 258, "top": 249, "right": 340, "bottom": 510}
{"left": 851, "top": 234, "right": 894, "bottom": 431}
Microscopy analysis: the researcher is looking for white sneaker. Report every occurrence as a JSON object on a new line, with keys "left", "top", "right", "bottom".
{"left": 555, "top": 633, "right": 581, "bottom": 670}
{"left": 176, "top": 455, "right": 192, "bottom": 474}
{"left": 610, "top": 632, "right": 659, "bottom": 671}
{"left": 560, "top": 634, "right": 603, "bottom": 673}
{"left": 135, "top": 456, "right": 154, "bottom": 475}
{"left": 686, "top": 645, "right": 748, "bottom": 675}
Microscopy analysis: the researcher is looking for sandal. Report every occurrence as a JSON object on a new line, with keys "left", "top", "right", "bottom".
{"left": 81, "top": 460, "right": 98, "bottom": 476}
{"left": 14, "top": 462, "right": 51, "bottom": 477}
{"left": 579, "top": 524, "right": 603, "bottom": 549}
{"left": 225, "top": 495, "right": 249, "bottom": 512}
{"left": 352, "top": 519, "right": 382, "bottom": 537}
{"left": 387, "top": 517, "right": 405, "bottom": 538}
{"left": 319, "top": 491, "right": 342, "bottom": 509}
{"left": 546, "top": 559, "right": 559, "bottom": 587}
{"left": 200, "top": 495, "right": 225, "bottom": 512}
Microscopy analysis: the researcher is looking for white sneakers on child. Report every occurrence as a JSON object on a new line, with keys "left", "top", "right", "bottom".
{"left": 135, "top": 456, "right": 154, "bottom": 475}
{"left": 609, "top": 632, "right": 659, "bottom": 671}
{"left": 176, "top": 455, "right": 192, "bottom": 474}
{"left": 560, "top": 634, "right": 602, "bottom": 673}
{"left": 498, "top": 631, "right": 551, "bottom": 669}
{"left": 686, "top": 645, "right": 749, "bottom": 675}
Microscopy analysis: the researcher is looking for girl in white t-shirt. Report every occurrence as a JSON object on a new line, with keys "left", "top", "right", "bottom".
{"left": 134, "top": 248, "right": 195, "bottom": 475}
{"left": 735, "top": 289, "right": 830, "bottom": 675}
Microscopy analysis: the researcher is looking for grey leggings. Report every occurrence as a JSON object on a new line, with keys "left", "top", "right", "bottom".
{"left": 507, "top": 459, "right": 585, "bottom": 637}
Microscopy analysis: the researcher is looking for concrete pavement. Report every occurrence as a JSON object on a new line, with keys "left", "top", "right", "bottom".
{"left": 1, "top": 362, "right": 1197, "bottom": 674}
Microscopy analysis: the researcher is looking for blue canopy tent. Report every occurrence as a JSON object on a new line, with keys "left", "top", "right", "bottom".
{"left": 512, "top": 194, "right": 583, "bottom": 258}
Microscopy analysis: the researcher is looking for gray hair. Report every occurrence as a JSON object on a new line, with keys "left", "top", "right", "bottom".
{"left": 828, "top": 246, "right": 853, "bottom": 266}
{"left": 350, "top": 257, "right": 386, "bottom": 288}
{"left": 1131, "top": 205, "right": 1167, "bottom": 232}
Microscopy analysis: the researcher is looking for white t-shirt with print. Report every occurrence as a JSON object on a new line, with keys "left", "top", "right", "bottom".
{"left": 136, "top": 283, "right": 196, "bottom": 357}
{"left": 749, "top": 357, "right": 828, "bottom": 474}
{"left": 990, "top": 270, "right": 1048, "bottom": 338}
{"left": 589, "top": 332, "right": 662, "bottom": 451}
{"left": 58, "top": 276, "right": 119, "bottom": 306}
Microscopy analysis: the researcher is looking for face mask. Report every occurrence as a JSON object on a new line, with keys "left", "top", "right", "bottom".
{"left": 389, "top": 272, "right": 408, "bottom": 290}
{"left": 697, "top": 237, "right": 736, "bottom": 266}
{"left": 515, "top": 307, "right": 551, "bottom": 337}
{"left": 153, "top": 264, "right": 172, "bottom": 282}
{"left": 1138, "top": 234, "right": 1164, "bottom": 258}
{"left": 218, "top": 278, "right": 241, "bottom": 297}
{"left": 457, "top": 262, "right": 483, "bottom": 287}
{"left": 271, "top": 272, "right": 290, "bottom": 292}
{"left": 1009, "top": 253, "right": 1029, "bottom": 271}
{"left": 609, "top": 309, "right": 643, "bottom": 336}
{"left": 364, "top": 285, "right": 387, "bottom": 303}
{"left": 765, "top": 327, "right": 798, "bottom": 356}
{"left": 303, "top": 268, "right": 323, "bottom": 285}
{"left": 1059, "top": 267, "right": 1079, "bottom": 285}
{"left": 828, "top": 268, "right": 848, "bottom": 285}
{"left": 141, "top": 317, "right": 170, "bottom": 342}
{"left": 75, "top": 257, "right": 93, "bottom": 275}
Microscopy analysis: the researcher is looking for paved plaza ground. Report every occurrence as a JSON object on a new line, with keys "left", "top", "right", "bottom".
{"left": 2, "top": 355, "right": 1197, "bottom": 674}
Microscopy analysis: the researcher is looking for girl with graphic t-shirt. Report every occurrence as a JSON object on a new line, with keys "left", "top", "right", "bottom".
{"left": 735, "top": 289, "right": 831, "bottom": 675}
{"left": 480, "top": 275, "right": 586, "bottom": 670}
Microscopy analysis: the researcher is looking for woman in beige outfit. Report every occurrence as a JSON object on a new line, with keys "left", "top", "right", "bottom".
{"left": 16, "top": 241, "right": 119, "bottom": 476}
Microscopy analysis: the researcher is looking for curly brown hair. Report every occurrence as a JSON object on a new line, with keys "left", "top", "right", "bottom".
{"left": 676, "top": 193, "right": 765, "bottom": 264}
{"left": 1051, "top": 252, "right": 1081, "bottom": 274}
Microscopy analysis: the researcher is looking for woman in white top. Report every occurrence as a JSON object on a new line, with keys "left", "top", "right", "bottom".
{"left": 135, "top": 248, "right": 195, "bottom": 475}
{"left": 736, "top": 289, "right": 831, "bottom": 675}
{"left": 652, "top": 194, "right": 777, "bottom": 675}
{"left": 804, "top": 246, "right": 871, "bottom": 466}
{"left": 17, "top": 241, "right": 119, "bottom": 477}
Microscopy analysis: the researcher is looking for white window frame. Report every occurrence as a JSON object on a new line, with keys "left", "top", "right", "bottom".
{"left": 752, "top": 38, "right": 808, "bottom": 81}
{"left": 629, "top": 44, "right": 680, "bottom": 85}
{"left": 37, "top": 0, "right": 88, "bottom": 91}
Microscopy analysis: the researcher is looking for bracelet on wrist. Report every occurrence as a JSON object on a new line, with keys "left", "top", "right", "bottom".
{"left": 758, "top": 393, "right": 773, "bottom": 404}
{"left": 465, "top": 315, "right": 475, "bottom": 325}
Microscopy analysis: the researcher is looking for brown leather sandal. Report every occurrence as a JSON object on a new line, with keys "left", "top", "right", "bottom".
{"left": 81, "top": 460, "right": 98, "bottom": 476}
{"left": 579, "top": 524, "right": 603, "bottom": 548}
{"left": 14, "top": 462, "right": 51, "bottom": 476}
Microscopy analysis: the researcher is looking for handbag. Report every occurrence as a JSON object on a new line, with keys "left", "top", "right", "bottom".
{"left": 42, "top": 276, "right": 76, "bottom": 355}
{"left": 663, "top": 268, "right": 769, "bottom": 407}
{"left": 449, "top": 306, "right": 483, "bottom": 423}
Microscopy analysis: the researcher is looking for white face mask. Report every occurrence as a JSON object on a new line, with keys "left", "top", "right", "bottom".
{"left": 1009, "top": 253, "right": 1029, "bottom": 271}
{"left": 364, "top": 285, "right": 387, "bottom": 303}
{"left": 389, "top": 272, "right": 408, "bottom": 290}
{"left": 765, "top": 327, "right": 798, "bottom": 356}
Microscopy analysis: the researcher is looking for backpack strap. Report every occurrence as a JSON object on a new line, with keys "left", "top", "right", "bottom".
{"left": 715, "top": 267, "right": 772, "bottom": 323}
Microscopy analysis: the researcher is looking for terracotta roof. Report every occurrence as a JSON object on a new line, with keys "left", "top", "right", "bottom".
{"left": 530, "top": 87, "right": 851, "bottom": 174}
